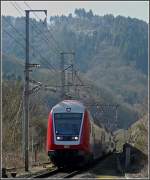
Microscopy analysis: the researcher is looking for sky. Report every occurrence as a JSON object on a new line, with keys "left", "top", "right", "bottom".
{"left": 1, "top": 1, "right": 149, "bottom": 23}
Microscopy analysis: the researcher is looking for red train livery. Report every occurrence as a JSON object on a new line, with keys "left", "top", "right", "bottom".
{"left": 46, "top": 100, "right": 115, "bottom": 167}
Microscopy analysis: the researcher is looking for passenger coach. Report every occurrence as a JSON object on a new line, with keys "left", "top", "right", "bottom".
{"left": 46, "top": 100, "right": 115, "bottom": 167}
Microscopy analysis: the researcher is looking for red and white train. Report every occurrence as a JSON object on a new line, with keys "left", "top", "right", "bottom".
{"left": 46, "top": 100, "right": 116, "bottom": 167}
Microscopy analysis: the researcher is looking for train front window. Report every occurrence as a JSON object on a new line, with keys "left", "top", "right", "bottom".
{"left": 54, "top": 113, "right": 82, "bottom": 136}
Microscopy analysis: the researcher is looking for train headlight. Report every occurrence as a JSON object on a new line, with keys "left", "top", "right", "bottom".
{"left": 56, "top": 136, "right": 63, "bottom": 140}
{"left": 72, "top": 136, "right": 78, "bottom": 140}
{"left": 75, "top": 136, "right": 78, "bottom": 140}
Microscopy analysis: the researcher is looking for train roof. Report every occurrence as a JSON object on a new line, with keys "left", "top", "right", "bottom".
{"left": 63, "top": 100, "right": 84, "bottom": 105}
{"left": 52, "top": 100, "right": 85, "bottom": 113}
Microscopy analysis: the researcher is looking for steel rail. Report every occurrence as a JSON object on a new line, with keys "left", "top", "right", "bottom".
{"left": 32, "top": 168, "right": 61, "bottom": 178}
{"left": 33, "top": 169, "right": 81, "bottom": 179}
{"left": 32, "top": 154, "right": 113, "bottom": 178}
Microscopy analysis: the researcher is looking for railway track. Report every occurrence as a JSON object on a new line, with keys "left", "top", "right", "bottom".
{"left": 32, "top": 168, "right": 60, "bottom": 178}
{"left": 32, "top": 169, "right": 80, "bottom": 178}
{"left": 32, "top": 154, "right": 113, "bottom": 178}
{"left": 32, "top": 168, "right": 81, "bottom": 178}
{"left": 4, "top": 153, "right": 118, "bottom": 178}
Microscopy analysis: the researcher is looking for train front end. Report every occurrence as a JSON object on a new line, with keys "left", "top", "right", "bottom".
{"left": 46, "top": 100, "right": 91, "bottom": 167}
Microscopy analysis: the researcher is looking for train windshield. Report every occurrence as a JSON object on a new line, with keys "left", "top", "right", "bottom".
{"left": 54, "top": 113, "right": 83, "bottom": 135}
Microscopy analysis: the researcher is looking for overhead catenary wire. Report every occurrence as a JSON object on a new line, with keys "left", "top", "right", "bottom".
{"left": 3, "top": 25, "right": 56, "bottom": 73}
{"left": 8, "top": 2, "right": 118, "bottom": 131}
{"left": 13, "top": 1, "right": 62, "bottom": 89}
{"left": 11, "top": 1, "right": 73, "bottom": 61}
{"left": 14, "top": 1, "right": 61, "bottom": 54}
{"left": 3, "top": 17, "right": 25, "bottom": 41}
{"left": 23, "top": 1, "right": 62, "bottom": 53}
{"left": 8, "top": 1, "right": 87, "bottom": 97}
{"left": 10, "top": 1, "right": 24, "bottom": 16}
{"left": 10, "top": 1, "right": 59, "bottom": 55}
{"left": 3, "top": 29, "right": 25, "bottom": 50}
{"left": 14, "top": 1, "right": 60, "bottom": 58}
{"left": 9, "top": 1, "right": 59, "bottom": 72}
{"left": 15, "top": 1, "right": 59, "bottom": 53}
{"left": 5, "top": 1, "right": 59, "bottom": 96}
{"left": 3, "top": 15, "right": 57, "bottom": 73}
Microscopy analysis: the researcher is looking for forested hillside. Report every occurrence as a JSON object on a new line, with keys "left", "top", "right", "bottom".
{"left": 2, "top": 9, "right": 148, "bottom": 129}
